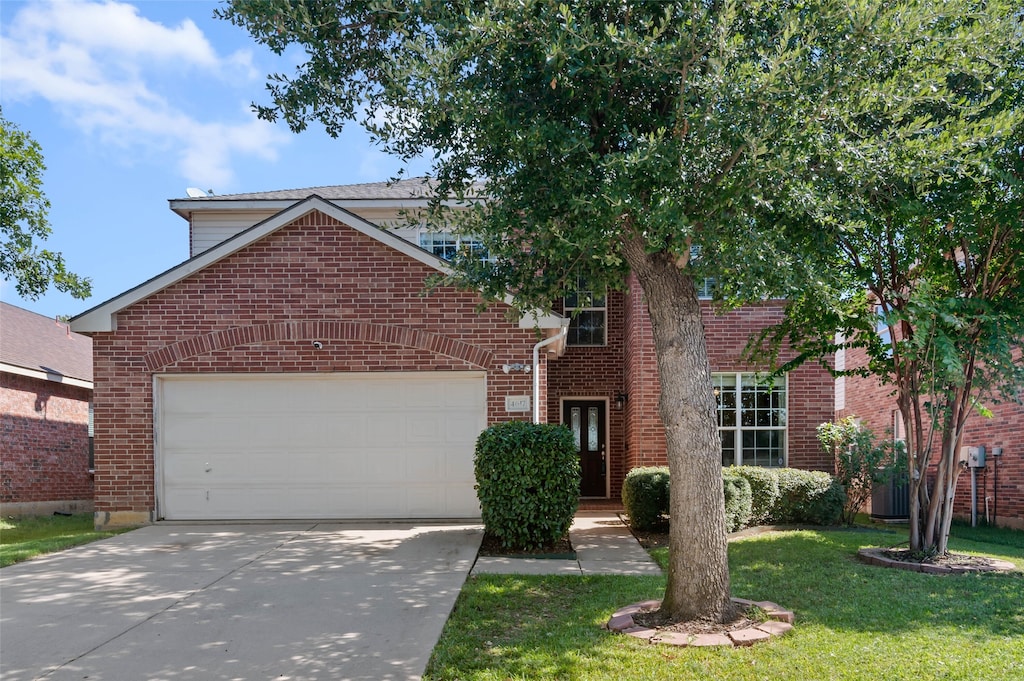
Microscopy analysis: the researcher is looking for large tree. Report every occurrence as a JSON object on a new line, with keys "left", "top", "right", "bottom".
{"left": 0, "top": 109, "right": 91, "bottom": 301}
{"left": 220, "top": 0, "right": 1022, "bottom": 622}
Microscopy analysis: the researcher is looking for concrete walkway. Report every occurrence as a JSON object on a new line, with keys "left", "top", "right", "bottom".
{"left": 472, "top": 512, "right": 663, "bottom": 576}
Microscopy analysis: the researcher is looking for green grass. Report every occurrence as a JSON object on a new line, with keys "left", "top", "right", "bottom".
{"left": 427, "top": 526, "right": 1024, "bottom": 680}
{"left": 0, "top": 513, "right": 130, "bottom": 567}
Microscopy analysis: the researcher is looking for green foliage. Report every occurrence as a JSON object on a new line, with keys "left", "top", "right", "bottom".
{"left": 773, "top": 469, "right": 845, "bottom": 526}
{"left": 621, "top": 467, "right": 670, "bottom": 531}
{"left": 818, "top": 417, "right": 906, "bottom": 526}
{"left": 0, "top": 109, "right": 91, "bottom": 300}
{"left": 722, "top": 471, "right": 753, "bottom": 533}
{"left": 474, "top": 421, "right": 579, "bottom": 550}
{"left": 730, "top": 466, "right": 781, "bottom": 526}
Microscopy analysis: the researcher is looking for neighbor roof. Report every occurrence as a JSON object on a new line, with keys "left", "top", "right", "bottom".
{"left": 1, "top": 301, "right": 93, "bottom": 385}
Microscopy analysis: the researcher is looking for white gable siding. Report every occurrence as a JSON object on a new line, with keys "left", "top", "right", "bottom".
{"left": 191, "top": 211, "right": 278, "bottom": 256}
{"left": 189, "top": 206, "right": 424, "bottom": 256}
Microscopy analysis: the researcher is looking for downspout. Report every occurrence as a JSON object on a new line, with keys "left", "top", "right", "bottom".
{"left": 533, "top": 326, "right": 568, "bottom": 424}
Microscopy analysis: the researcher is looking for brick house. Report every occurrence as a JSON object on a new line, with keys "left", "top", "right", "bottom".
{"left": 1, "top": 301, "right": 94, "bottom": 515}
{"left": 838, "top": 343, "right": 1024, "bottom": 530}
{"left": 71, "top": 179, "right": 834, "bottom": 528}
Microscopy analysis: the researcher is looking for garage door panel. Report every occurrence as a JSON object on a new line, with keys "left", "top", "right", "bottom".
{"left": 446, "top": 380, "right": 488, "bottom": 407}
{"left": 158, "top": 373, "right": 484, "bottom": 520}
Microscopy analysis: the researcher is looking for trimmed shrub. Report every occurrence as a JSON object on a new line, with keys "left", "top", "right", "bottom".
{"left": 474, "top": 421, "right": 580, "bottom": 549}
{"left": 774, "top": 468, "right": 846, "bottom": 525}
{"left": 722, "top": 471, "right": 753, "bottom": 532}
{"left": 621, "top": 467, "right": 670, "bottom": 531}
{"left": 731, "top": 466, "right": 781, "bottom": 525}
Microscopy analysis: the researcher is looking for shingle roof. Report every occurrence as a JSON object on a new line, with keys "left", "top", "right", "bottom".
{"left": 1, "top": 301, "right": 93, "bottom": 382}
{"left": 178, "top": 177, "right": 482, "bottom": 201}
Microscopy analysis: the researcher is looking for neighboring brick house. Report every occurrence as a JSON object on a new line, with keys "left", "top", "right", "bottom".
{"left": 1, "top": 302, "right": 94, "bottom": 515}
{"left": 71, "top": 179, "right": 834, "bottom": 528}
{"left": 838, "top": 342, "right": 1024, "bottom": 530}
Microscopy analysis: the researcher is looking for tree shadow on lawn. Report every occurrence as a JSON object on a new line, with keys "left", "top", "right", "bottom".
{"left": 725, "top": 530, "right": 1024, "bottom": 638}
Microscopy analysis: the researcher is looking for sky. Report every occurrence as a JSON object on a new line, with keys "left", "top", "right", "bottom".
{"left": 1, "top": 0, "right": 430, "bottom": 321}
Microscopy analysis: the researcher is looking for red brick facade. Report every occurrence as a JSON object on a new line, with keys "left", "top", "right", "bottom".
{"left": 0, "top": 372, "right": 93, "bottom": 510}
{"left": 618, "top": 276, "right": 834, "bottom": 485}
{"left": 87, "top": 210, "right": 542, "bottom": 524}
{"left": 80, "top": 195, "right": 841, "bottom": 526}
{"left": 840, "top": 345, "right": 1024, "bottom": 529}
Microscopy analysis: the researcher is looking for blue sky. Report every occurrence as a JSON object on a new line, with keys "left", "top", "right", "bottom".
{"left": 1, "top": 0, "right": 430, "bottom": 320}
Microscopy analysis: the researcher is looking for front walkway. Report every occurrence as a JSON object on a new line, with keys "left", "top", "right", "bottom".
{"left": 471, "top": 512, "right": 663, "bottom": 576}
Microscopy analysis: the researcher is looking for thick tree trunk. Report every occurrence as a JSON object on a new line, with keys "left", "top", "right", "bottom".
{"left": 623, "top": 238, "right": 735, "bottom": 624}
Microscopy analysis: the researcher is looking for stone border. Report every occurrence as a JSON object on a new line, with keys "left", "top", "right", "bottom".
{"left": 857, "top": 548, "right": 1018, "bottom": 575}
{"left": 606, "top": 598, "right": 794, "bottom": 647}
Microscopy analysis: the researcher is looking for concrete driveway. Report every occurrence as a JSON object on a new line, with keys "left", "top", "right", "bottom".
{"left": 0, "top": 522, "right": 482, "bottom": 681}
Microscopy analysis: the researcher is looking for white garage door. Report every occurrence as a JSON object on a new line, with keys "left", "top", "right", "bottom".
{"left": 156, "top": 372, "right": 486, "bottom": 520}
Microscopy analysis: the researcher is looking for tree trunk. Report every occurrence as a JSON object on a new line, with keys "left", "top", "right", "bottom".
{"left": 623, "top": 237, "right": 735, "bottom": 624}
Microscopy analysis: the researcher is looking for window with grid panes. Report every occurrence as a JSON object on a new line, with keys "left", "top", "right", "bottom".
{"left": 419, "top": 231, "right": 488, "bottom": 261}
{"left": 564, "top": 279, "right": 606, "bottom": 346}
{"left": 714, "top": 373, "right": 787, "bottom": 467}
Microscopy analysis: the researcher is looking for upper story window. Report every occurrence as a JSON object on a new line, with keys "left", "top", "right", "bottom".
{"left": 564, "top": 279, "right": 606, "bottom": 346}
{"left": 696, "top": 277, "right": 717, "bottom": 300}
{"left": 715, "top": 373, "right": 787, "bottom": 467}
{"left": 688, "top": 245, "right": 717, "bottom": 299}
{"left": 419, "top": 231, "right": 489, "bottom": 261}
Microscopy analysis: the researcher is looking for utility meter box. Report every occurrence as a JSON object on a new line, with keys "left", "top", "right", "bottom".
{"left": 960, "top": 446, "right": 986, "bottom": 468}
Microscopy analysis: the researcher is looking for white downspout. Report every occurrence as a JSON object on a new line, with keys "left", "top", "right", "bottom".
{"left": 533, "top": 326, "right": 568, "bottom": 424}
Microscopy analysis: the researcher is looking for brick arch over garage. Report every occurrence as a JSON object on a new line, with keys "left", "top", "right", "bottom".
{"left": 142, "top": 321, "right": 494, "bottom": 372}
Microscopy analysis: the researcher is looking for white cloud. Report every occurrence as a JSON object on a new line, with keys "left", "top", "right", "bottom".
{"left": 0, "top": 0, "right": 283, "bottom": 187}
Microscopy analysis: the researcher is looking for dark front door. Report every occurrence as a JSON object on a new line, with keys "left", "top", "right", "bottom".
{"left": 563, "top": 400, "right": 606, "bottom": 497}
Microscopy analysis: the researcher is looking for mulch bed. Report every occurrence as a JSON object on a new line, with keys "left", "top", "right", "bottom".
{"left": 478, "top": 531, "right": 575, "bottom": 558}
{"left": 633, "top": 604, "right": 761, "bottom": 635}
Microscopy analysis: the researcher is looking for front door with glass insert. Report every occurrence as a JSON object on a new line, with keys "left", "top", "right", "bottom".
{"left": 563, "top": 400, "right": 606, "bottom": 497}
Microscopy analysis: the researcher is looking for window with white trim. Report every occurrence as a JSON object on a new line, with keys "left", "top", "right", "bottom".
{"left": 564, "top": 279, "right": 606, "bottom": 346}
{"left": 696, "top": 277, "right": 718, "bottom": 299}
{"left": 419, "top": 231, "right": 489, "bottom": 261}
{"left": 714, "top": 373, "right": 787, "bottom": 467}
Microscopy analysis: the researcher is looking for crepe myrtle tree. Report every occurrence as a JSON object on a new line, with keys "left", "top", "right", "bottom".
{"left": 755, "top": 14, "right": 1024, "bottom": 555}
{"left": 219, "top": 0, "right": 1022, "bottom": 623}
{"left": 0, "top": 109, "right": 91, "bottom": 301}
{"left": 761, "top": 149, "right": 1024, "bottom": 554}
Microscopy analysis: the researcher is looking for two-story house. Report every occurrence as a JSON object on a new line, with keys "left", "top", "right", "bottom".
{"left": 71, "top": 179, "right": 834, "bottom": 528}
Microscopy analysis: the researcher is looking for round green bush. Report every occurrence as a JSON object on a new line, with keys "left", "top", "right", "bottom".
{"left": 474, "top": 421, "right": 580, "bottom": 549}
{"left": 722, "top": 471, "right": 753, "bottom": 532}
{"left": 775, "top": 468, "right": 845, "bottom": 525}
{"left": 621, "top": 467, "right": 670, "bottom": 531}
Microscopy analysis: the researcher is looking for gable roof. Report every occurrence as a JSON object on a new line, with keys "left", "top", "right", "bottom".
{"left": 71, "top": 195, "right": 564, "bottom": 334}
{"left": 1, "top": 301, "right": 93, "bottom": 387}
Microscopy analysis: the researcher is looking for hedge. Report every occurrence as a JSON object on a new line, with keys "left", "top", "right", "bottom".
{"left": 722, "top": 471, "right": 753, "bottom": 532}
{"left": 622, "top": 465, "right": 844, "bottom": 531}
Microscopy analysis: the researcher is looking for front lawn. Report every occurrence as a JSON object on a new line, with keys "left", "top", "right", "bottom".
{"left": 0, "top": 513, "right": 130, "bottom": 567}
{"left": 427, "top": 527, "right": 1024, "bottom": 680}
